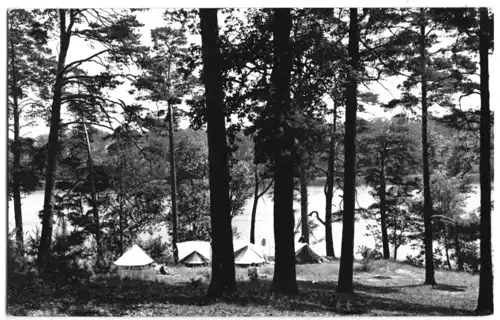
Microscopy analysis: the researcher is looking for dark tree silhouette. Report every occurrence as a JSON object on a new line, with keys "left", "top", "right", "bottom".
{"left": 324, "top": 104, "right": 339, "bottom": 257}
{"left": 199, "top": 8, "right": 237, "bottom": 297}
{"left": 270, "top": 8, "right": 298, "bottom": 295}
{"left": 418, "top": 8, "right": 437, "bottom": 285}
{"left": 38, "top": 10, "right": 72, "bottom": 271}
{"left": 337, "top": 8, "right": 359, "bottom": 294}
{"left": 476, "top": 7, "right": 493, "bottom": 315}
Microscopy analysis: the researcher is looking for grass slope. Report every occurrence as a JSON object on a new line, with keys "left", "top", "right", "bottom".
{"left": 7, "top": 259, "right": 478, "bottom": 316}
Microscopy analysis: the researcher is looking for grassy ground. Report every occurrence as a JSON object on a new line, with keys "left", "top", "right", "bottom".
{"left": 7, "top": 259, "right": 479, "bottom": 316}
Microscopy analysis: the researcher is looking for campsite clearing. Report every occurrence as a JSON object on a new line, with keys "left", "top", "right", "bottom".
{"left": 8, "top": 259, "right": 478, "bottom": 316}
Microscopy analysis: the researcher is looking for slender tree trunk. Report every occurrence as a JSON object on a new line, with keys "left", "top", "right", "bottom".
{"left": 200, "top": 8, "right": 236, "bottom": 297}
{"left": 119, "top": 198, "right": 124, "bottom": 254}
{"left": 324, "top": 107, "right": 338, "bottom": 258}
{"left": 83, "top": 123, "right": 101, "bottom": 267}
{"left": 419, "top": 9, "right": 436, "bottom": 285}
{"left": 38, "top": 10, "right": 72, "bottom": 272}
{"left": 119, "top": 157, "right": 124, "bottom": 255}
{"left": 250, "top": 165, "right": 259, "bottom": 244}
{"left": 379, "top": 156, "right": 390, "bottom": 259}
{"left": 270, "top": 8, "right": 297, "bottom": 295}
{"left": 300, "top": 166, "right": 309, "bottom": 244}
{"left": 9, "top": 37, "right": 24, "bottom": 251}
{"left": 394, "top": 244, "right": 398, "bottom": 261}
{"left": 476, "top": 8, "right": 493, "bottom": 314}
{"left": 337, "top": 8, "right": 359, "bottom": 294}
{"left": 454, "top": 228, "right": 464, "bottom": 271}
{"left": 167, "top": 101, "right": 179, "bottom": 263}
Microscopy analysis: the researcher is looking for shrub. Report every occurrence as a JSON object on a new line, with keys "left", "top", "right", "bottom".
{"left": 462, "top": 242, "right": 480, "bottom": 273}
{"left": 405, "top": 254, "right": 424, "bottom": 267}
{"left": 356, "top": 246, "right": 382, "bottom": 272}
{"left": 189, "top": 276, "right": 203, "bottom": 288}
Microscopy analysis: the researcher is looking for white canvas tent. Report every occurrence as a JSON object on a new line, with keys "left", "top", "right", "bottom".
{"left": 177, "top": 241, "right": 211, "bottom": 265}
{"left": 114, "top": 244, "right": 154, "bottom": 268}
{"left": 233, "top": 240, "right": 265, "bottom": 266}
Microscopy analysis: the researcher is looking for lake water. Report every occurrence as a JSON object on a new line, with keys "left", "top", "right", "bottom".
{"left": 8, "top": 183, "right": 481, "bottom": 260}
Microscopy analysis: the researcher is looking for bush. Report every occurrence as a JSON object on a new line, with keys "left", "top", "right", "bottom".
{"left": 356, "top": 246, "right": 382, "bottom": 272}
{"left": 404, "top": 248, "right": 447, "bottom": 270}
{"left": 405, "top": 254, "right": 424, "bottom": 267}
{"left": 189, "top": 276, "right": 203, "bottom": 288}
{"left": 462, "top": 242, "right": 480, "bottom": 273}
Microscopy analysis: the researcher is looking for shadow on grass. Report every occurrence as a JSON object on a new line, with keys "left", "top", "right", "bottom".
{"left": 8, "top": 275, "right": 474, "bottom": 316}
{"left": 432, "top": 283, "right": 468, "bottom": 292}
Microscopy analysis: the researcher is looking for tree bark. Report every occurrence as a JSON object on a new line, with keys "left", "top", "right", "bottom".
{"left": 324, "top": 106, "right": 338, "bottom": 258}
{"left": 250, "top": 165, "right": 259, "bottom": 244}
{"left": 419, "top": 9, "right": 437, "bottom": 285}
{"left": 379, "top": 155, "right": 390, "bottom": 259}
{"left": 200, "top": 8, "right": 236, "bottom": 297}
{"left": 270, "top": 8, "right": 297, "bottom": 295}
{"left": 300, "top": 165, "right": 309, "bottom": 244}
{"left": 337, "top": 8, "right": 359, "bottom": 294}
{"left": 9, "top": 35, "right": 24, "bottom": 251}
{"left": 38, "top": 10, "right": 72, "bottom": 272}
{"left": 119, "top": 156, "right": 124, "bottom": 255}
{"left": 83, "top": 123, "right": 101, "bottom": 268}
{"left": 476, "top": 7, "right": 493, "bottom": 315}
{"left": 167, "top": 100, "right": 179, "bottom": 263}
{"left": 250, "top": 165, "right": 273, "bottom": 244}
{"left": 454, "top": 228, "right": 464, "bottom": 271}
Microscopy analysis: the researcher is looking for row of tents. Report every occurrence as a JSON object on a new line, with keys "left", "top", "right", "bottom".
{"left": 113, "top": 241, "right": 323, "bottom": 269}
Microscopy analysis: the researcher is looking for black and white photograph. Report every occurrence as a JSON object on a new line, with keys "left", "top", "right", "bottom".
{"left": 4, "top": 3, "right": 495, "bottom": 316}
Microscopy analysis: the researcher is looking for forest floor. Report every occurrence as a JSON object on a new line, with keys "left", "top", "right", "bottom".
{"left": 7, "top": 259, "right": 479, "bottom": 316}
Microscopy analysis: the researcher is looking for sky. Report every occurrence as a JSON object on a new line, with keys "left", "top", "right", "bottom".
{"left": 3, "top": 5, "right": 488, "bottom": 139}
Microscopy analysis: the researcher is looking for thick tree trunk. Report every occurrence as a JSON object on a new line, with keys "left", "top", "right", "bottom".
{"left": 476, "top": 7, "right": 493, "bottom": 315}
{"left": 300, "top": 166, "right": 309, "bottom": 244}
{"left": 419, "top": 9, "right": 436, "bottom": 285}
{"left": 167, "top": 101, "right": 179, "bottom": 263}
{"left": 250, "top": 165, "right": 259, "bottom": 244}
{"left": 324, "top": 107, "right": 338, "bottom": 258}
{"left": 83, "top": 123, "right": 101, "bottom": 267}
{"left": 337, "top": 8, "right": 359, "bottom": 294}
{"left": 270, "top": 8, "right": 297, "bottom": 295}
{"left": 379, "top": 157, "right": 390, "bottom": 259}
{"left": 200, "top": 8, "right": 236, "bottom": 297}
{"left": 38, "top": 10, "right": 71, "bottom": 272}
{"left": 10, "top": 37, "right": 24, "bottom": 251}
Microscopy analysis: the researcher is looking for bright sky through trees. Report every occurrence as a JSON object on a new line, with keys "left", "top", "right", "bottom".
{"left": 1, "top": 4, "right": 491, "bottom": 140}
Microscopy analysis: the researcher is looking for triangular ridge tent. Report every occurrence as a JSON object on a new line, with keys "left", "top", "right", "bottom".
{"left": 114, "top": 244, "right": 154, "bottom": 268}
{"left": 180, "top": 251, "right": 211, "bottom": 265}
{"left": 177, "top": 241, "right": 211, "bottom": 265}
{"left": 233, "top": 241, "right": 265, "bottom": 266}
{"left": 295, "top": 243, "right": 323, "bottom": 264}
